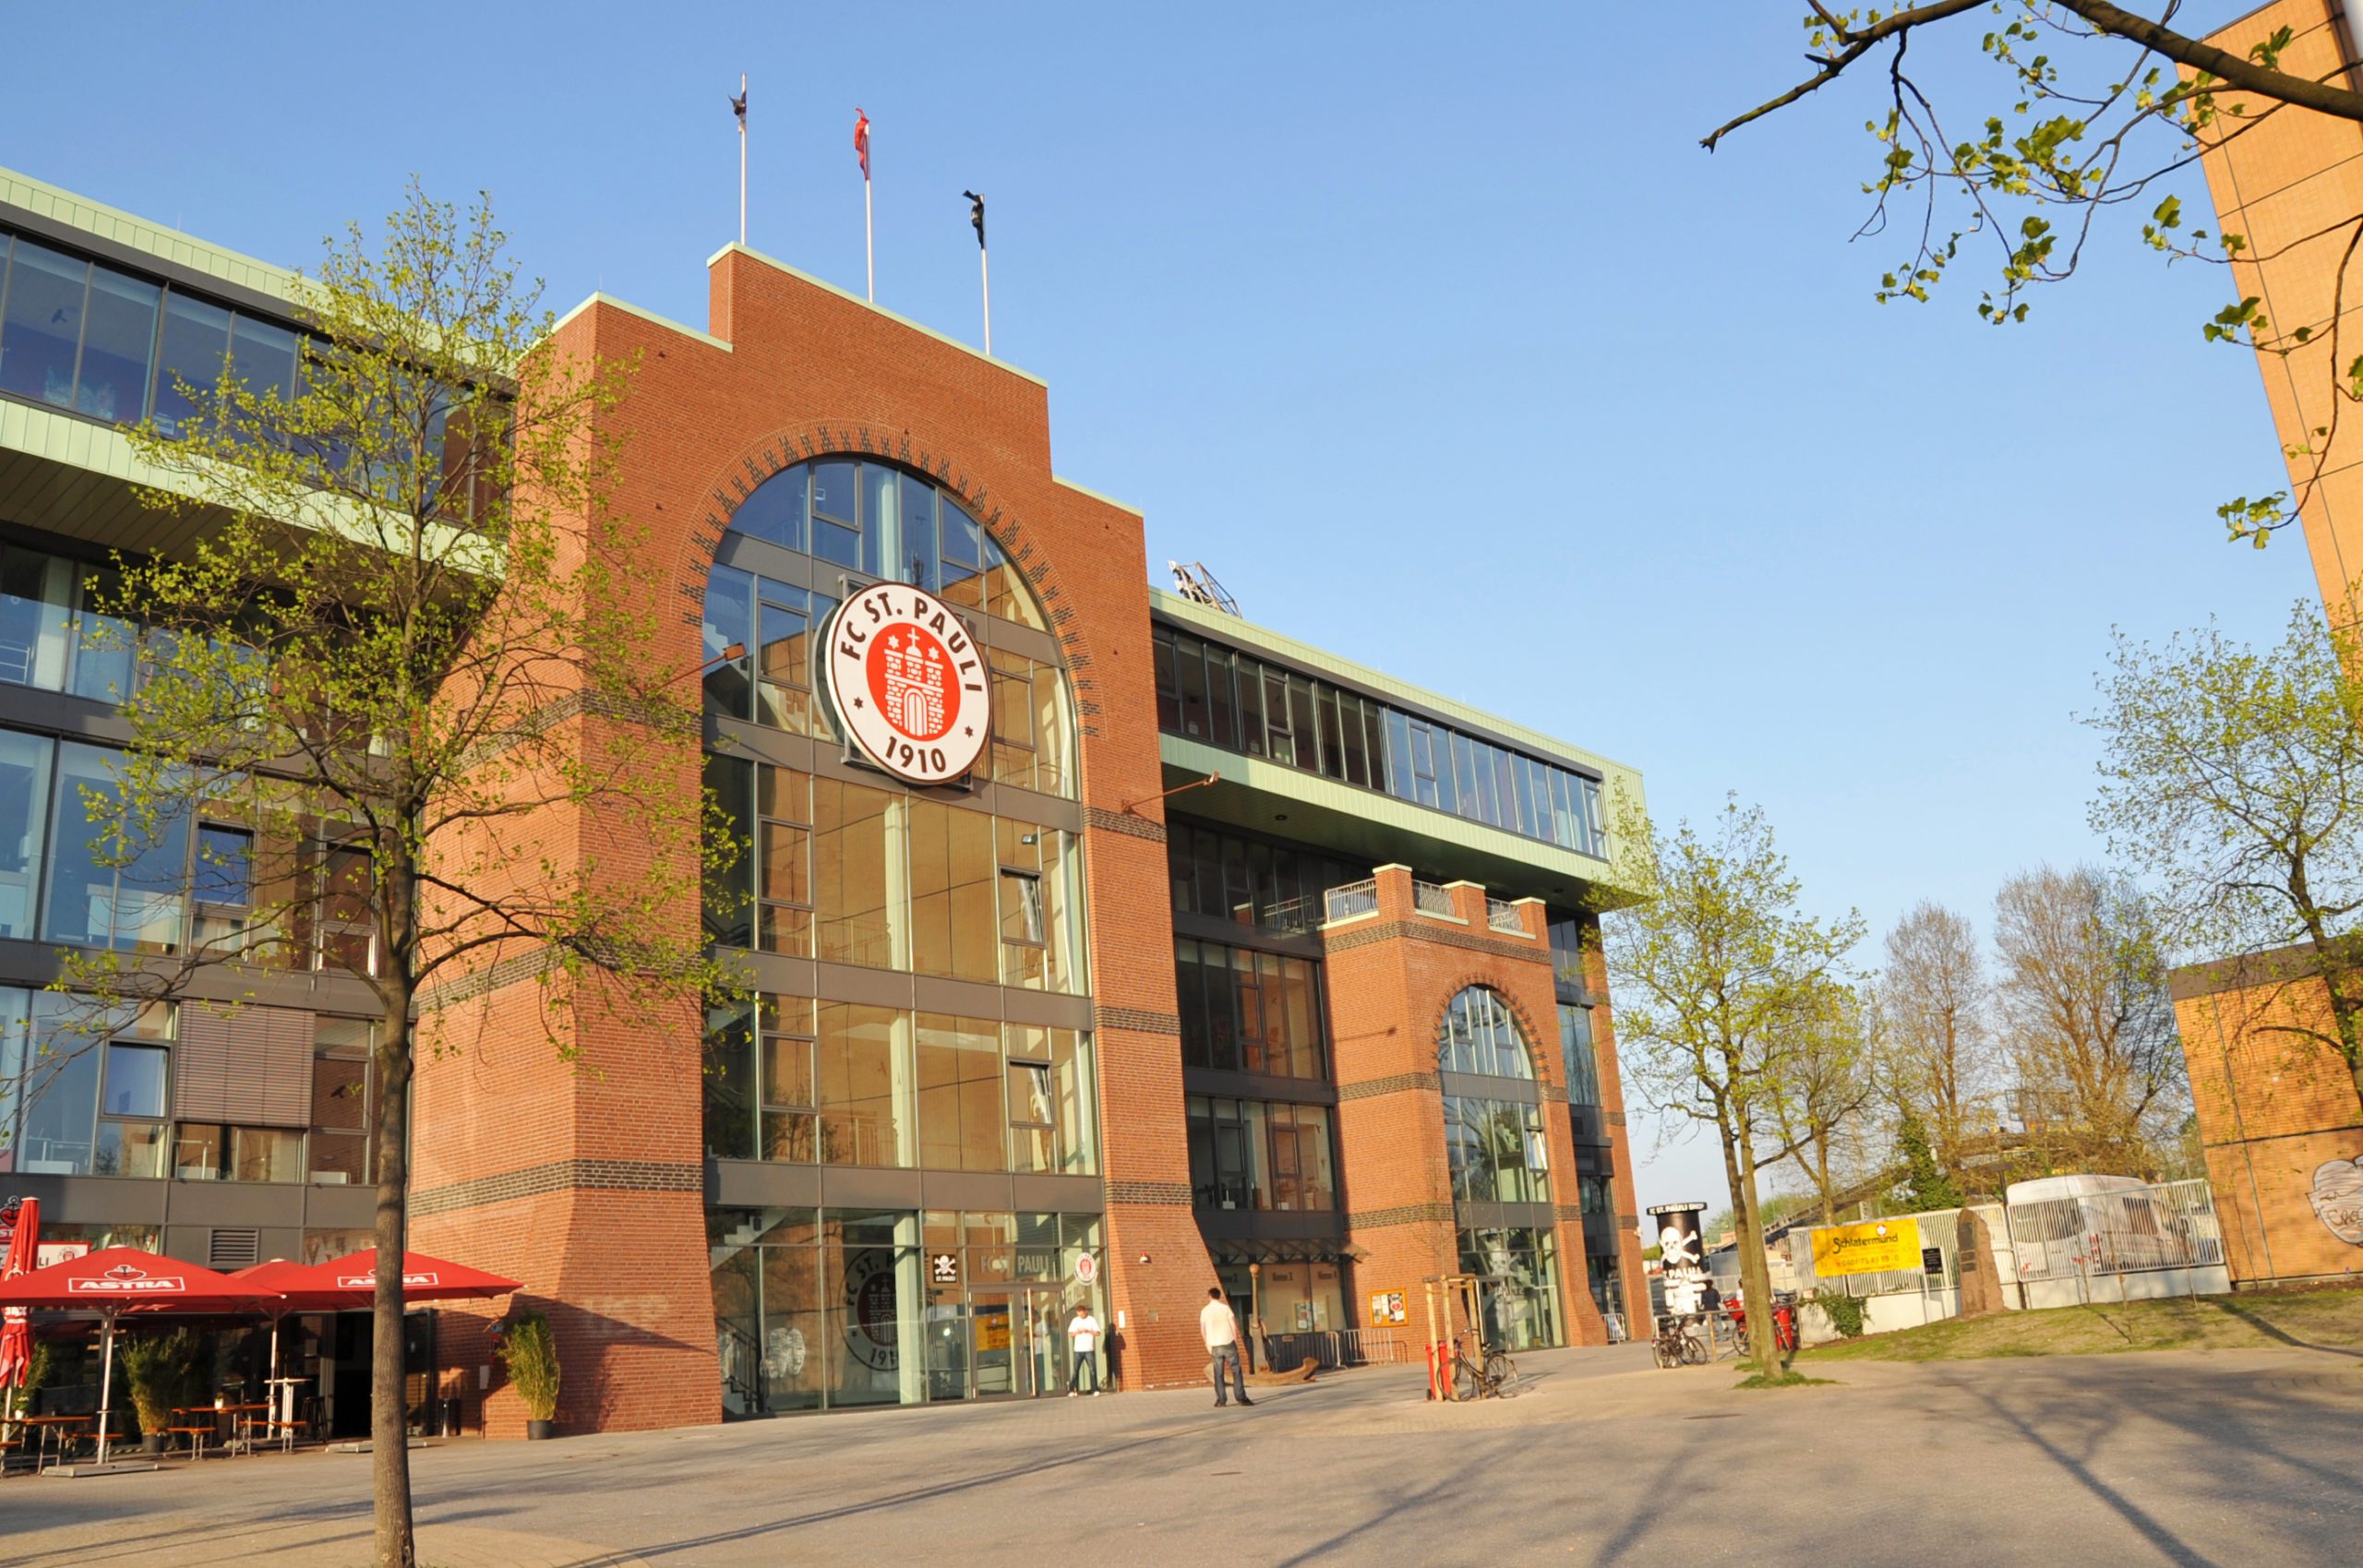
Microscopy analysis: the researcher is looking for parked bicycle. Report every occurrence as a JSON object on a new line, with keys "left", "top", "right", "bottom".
{"left": 1650, "top": 1313, "right": 1709, "bottom": 1369}
{"left": 1451, "top": 1341, "right": 1518, "bottom": 1400}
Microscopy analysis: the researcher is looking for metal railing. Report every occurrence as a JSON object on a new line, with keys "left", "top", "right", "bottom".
{"left": 1324, "top": 879, "right": 1378, "bottom": 922}
{"left": 1485, "top": 897, "right": 1524, "bottom": 934}
{"left": 1258, "top": 1327, "right": 1405, "bottom": 1370}
{"left": 1412, "top": 880, "right": 1456, "bottom": 916}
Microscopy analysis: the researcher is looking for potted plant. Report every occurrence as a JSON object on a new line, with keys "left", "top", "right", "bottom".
{"left": 120, "top": 1331, "right": 198, "bottom": 1456}
{"left": 498, "top": 1311, "right": 560, "bottom": 1439}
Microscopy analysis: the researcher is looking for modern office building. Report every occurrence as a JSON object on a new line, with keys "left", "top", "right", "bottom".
{"left": 2177, "top": 0, "right": 2363, "bottom": 1286}
{"left": 0, "top": 162, "right": 1650, "bottom": 1433}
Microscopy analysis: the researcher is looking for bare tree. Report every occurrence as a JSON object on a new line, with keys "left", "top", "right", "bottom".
{"left": 1764, "top": 977, "right": 1880, "bottom": 1225}
{"left": 1993, "top": 866, "right": 2185, "bottom": 1175}
{"left": 1708, "top": 5, "right": 2363, "bottom": 545}
{"left": 1880, "top": 901, "right": 1994, "bottom": 1177}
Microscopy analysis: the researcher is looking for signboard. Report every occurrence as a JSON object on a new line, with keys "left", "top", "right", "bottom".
{"left": 929, "top": 1252, "right": 960, "bottom": 1286}
{"left": 1073, "top": 1252, "right": 1098, "bottom": 1285}
{"left": 822, "top": 585, "right": 990, "bottom": 785}
{"left": 1368, "top": 1289, "right": 1407, "bottom": 1327}
{"left": 972, "top": 1311, "right": 1011, "bottom": 1352}
{"left": 1921, "top": 1247, "right": 1945, "bottom": 1276}
{"left": 1809, "top": 1217, "right": 1923, "bottom": 1277}
{"left": 35, "top": 1242, "right": 87, "bottom": 1268}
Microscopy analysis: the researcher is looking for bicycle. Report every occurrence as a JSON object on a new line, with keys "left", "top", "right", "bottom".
{"left": 1651, "top": 1313, "right": 1710, "bottom": 1369}
{"left": 1450, "top": 1343, "right": 1518, "bottom": 1400}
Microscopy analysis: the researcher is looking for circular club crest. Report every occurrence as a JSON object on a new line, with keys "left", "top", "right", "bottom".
{"left": 822, "top": 583, "right": 990, "bottom": 784}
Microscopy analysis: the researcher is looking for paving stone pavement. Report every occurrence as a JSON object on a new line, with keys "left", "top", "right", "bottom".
{"left": 5, "top": 1341, "right": 2360, "bottom": 1567}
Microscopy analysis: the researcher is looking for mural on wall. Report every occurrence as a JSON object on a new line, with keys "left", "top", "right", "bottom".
{"left": 2310, "top": 1157, "right": 2363, "bottom": 1246}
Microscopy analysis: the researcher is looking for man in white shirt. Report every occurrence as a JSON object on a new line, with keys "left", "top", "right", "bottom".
{"left": 1066, "top": 1303, "right": 1103, "bottom": 1396}
{"left": 1200, "top": 1287, "right": 1254, "bottom": 1407}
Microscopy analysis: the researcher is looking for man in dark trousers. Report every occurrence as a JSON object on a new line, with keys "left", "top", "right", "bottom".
{"left": 1200, "top": 1286, "right": 1253, "bottom": 1407}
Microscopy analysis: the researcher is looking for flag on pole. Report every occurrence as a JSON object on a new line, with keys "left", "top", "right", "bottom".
{"left": 855, "top": 109, "right": 871, "bottom": 180}
{"left": 965, "top": 189, "right": 986, "bottom": 249}
{"left": 730, "top": 84, "right": 747, "bottom": 126}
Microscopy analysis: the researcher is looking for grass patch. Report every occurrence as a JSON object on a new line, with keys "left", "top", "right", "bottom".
{"left": 1797, "top": 1282, "right": 2363, "bottom": 1364}
{"left": 1735, "top": 1371, "right": 1836, "bottom": 1389}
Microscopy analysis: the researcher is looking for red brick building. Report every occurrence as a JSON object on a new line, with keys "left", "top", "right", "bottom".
{"left": 0, "top": 169, "right": 1650, "bottom": 1432}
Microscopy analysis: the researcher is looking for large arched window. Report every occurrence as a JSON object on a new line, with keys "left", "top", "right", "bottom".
{"left": 700, "top": 459, "right": 1072, "bottom": 798}
{"left": 1437, "top": 987, "right": 1534, "bottom": 1080}
{"left": 1434, "top": 985, "right": 1563, "bottom": 1351}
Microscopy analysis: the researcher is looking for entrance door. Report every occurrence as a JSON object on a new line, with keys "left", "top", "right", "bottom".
{"left": 965, "top": 1287, "right": 1062, "bottom": 1400}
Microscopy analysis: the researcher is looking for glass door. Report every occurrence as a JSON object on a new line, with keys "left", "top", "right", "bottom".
{"left": 970, "top": 1294, "right": 1019, "bottom": 1396}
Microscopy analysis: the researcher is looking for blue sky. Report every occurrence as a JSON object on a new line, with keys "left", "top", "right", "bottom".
{"left": 0, "top": 3, "right": 2316, "bottom": 1216}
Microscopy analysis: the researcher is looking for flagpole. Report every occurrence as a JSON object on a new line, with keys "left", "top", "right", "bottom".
{"left": 979, "top": 243, "right": 991, "bottom": 356}
{"left": 738, "top": 73, "right": 748, "bottom": 248}
{"left": 865, "top": 176, "right": 875, "bottom": 303}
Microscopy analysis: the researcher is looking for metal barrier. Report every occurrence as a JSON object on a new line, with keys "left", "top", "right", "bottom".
{"left": 1259, "top": 1327, "right": 1405, "bottom": 1369}
{"left": 1485, "top": 897, "right": 1525, "bottom": 934}
{"left": 1412, "top": 880, "right": 1456, "bottom": 916}
{"left": 2005, "top": 1178, "right": 2223, "bottom": 1282}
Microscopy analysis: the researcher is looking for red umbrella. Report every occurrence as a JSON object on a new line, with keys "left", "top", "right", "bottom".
{"left": 0, "top": 1198, "right": 36, "bottom": 1401}
{"left": 233, "top": 1259, "right": 331, "bottom": 1423}
{"left": 0, "top": 1246, "right": 282, "bottom": 1466}
{"left": 280, "top": 1248, "right": 520, "bottom": 1306}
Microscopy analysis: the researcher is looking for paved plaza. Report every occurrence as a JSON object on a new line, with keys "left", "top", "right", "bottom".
{"left": 5, "top": 1342, "right": 2360, "bottom": 1567}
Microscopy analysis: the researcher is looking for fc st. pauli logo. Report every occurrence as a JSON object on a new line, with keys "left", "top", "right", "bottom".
{"left": 824, "top": 584, "right": 990, "bottom": 785}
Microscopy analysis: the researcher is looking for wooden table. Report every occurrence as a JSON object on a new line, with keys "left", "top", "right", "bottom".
{"left": 167, "top": 1406, "right": 227, "bottom": 1461}
{"left": 16, "top": 1413, "right": 91, "bottom": 1473}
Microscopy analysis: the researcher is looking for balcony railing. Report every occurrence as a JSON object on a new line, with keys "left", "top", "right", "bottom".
{"left": 1323, "top": 879, "right": 1378, "bottom": 922}
{"left": 1412, "top": 880, "right": 1455, "bottom": 917}
{"left": 1486, "top": 897, "right": 1525, "bottom": 934}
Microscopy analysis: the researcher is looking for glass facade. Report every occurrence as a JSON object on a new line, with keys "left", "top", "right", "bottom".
{"left": 1185, "top": 1095, "right": 1336, "bottom": 1211}
{"left": 1458, "top": 1226, "right": 1563, "bottom": 1352}
{"left": 1559, "top": 1002, "right": 1601, "bottom": 1107}
{"left": 1152, "top": 623, "right": 1607, "bottom": 858}
{"left": 1173, "top": 938, "right": 1326, "bottom": 1078}
{"left": 1166, "top": 819, "right": 1353, "bottom": 937}
{"left": 0, "top": 985, "right": 377, "bottom": 1182}
{"left": 703, "top": 759, "right": 1085, "bottom": 993}
{"left": 0, "top": 228, "right": 302, "bottom": 435}
{"left": 1434, "top": 987, "right": 1565, "bottom": 1350}
{"left": 709, "top": 1207, "right": 1103, "bottom": 1415}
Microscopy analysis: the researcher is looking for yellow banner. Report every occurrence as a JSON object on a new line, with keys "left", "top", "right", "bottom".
{"left": 1809, "top": 1217, "right": 1922, "bottom": 1276}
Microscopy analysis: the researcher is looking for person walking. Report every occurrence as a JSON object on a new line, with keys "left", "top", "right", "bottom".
{"left": 1201, "top": 1287, "right": 1253, "bottom": 1407}
{"left": 1066, "top": 1303, "right": 1103, "bottom": 1396}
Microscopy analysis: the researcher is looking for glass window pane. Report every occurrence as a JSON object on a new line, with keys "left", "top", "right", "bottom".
{"left": 0, "top": 730, "right": 51, "bottom": 940}
{"left": 75, "top": 268, "right": 160, "bottom": 424}
{"left": 67, "top": 564, "right": 135, "bottom": 702}
{"left": 732, "top": 466, "right": 807, "bottom": 551}
{"left": 1385, "top": 711, "right": 1414, "bottom": 802}
{"left": 0, "top": 240, "right": 88, "bottom": 408}
{"left": 702, "top": 564, "right": 754, "bottom": 719}
{"left": 813, "top": 779, "right": 906, "bottom": 970}
{"left": 0, "top": 545, "right": 73, "bottom": 690}
{"left": 1175, "top": 636, "right": 1208, "bottom": 737}
{"left": 194, "top": 823, "right": 252, "bottom": 906}
{"left": 1205, "top": 647, "right": 1236, "bottom": 749}
{"left": 151, "top": 291, "right": 232, "bottom": 437}
{"left": 860, "top": 463, "right": 901, "bottom": 580}
{"left": 811, "top": 460, "right": 857, "bottom": 522}
{"left": 899, "top": 473, "right": 936, "bottom": 589}
{"left": 228, "top": 315, "right": 298, "bottom": 402}
{"left": 18, "top": 1023, "right": 99, "bottom": 1174}
{"left": 102, "top": 1042, "right": 168, "bottom": 1118}
{"left": 814, "top": 1002, "right": 912, "bottom": 1166}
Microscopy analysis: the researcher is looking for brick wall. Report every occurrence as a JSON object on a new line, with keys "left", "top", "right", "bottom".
{"left": 2173, "top": 962, "right": 2363, "bottom": 1285}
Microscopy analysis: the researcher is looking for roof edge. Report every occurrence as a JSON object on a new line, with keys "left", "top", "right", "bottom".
{"left": 704, "top": 242, "right": 1048, "bottom": 389}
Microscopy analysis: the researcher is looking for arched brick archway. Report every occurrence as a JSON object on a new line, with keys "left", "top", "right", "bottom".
{"left": 672, "top": 425, "right": 1104, "bottom": 736}
{"left": 1429, "top": 976, "right": 1556, "bottom": 1089}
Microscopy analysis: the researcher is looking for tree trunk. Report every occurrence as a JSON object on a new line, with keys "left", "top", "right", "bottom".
{"left": 372, "top": 972, "right": 416, "bottom": 1568}
{"left": 1718, "top": 1119, "right": 1785, "bottom": 1380}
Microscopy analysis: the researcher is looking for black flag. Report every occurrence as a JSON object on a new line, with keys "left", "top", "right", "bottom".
{"left": 731, "top": 87, "right": 747, "bottom": 126}
{"left": 964, "top": 189, "right": 986, "bottom": 249}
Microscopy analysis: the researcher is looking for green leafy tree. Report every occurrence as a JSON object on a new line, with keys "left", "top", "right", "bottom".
{"left": 2087, "top": 604, "right": 2363, "bottom": 1118}
{"left": 1709, "top": 6, "right": 2363, "bottom": 544}
{"left": 1605, "top": 796, "right": 1865, "bottom": 1378}
{"left": 1879, "top": 901, "right": 1996, "bottom": 1182}
{"left": 32, "top": 185, "right": 737, "bottom": 1568}
{"left": 1764, "top": 976, "right": 1881, "bottom": 1226}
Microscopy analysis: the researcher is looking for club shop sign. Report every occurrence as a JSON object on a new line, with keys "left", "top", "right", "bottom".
{"left": 822, "top": 584, "right": 990, "bottom": 785}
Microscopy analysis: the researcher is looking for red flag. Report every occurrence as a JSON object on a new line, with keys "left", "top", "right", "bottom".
{"left": 854, "top": 109, "right": 870, "bottom": 181}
